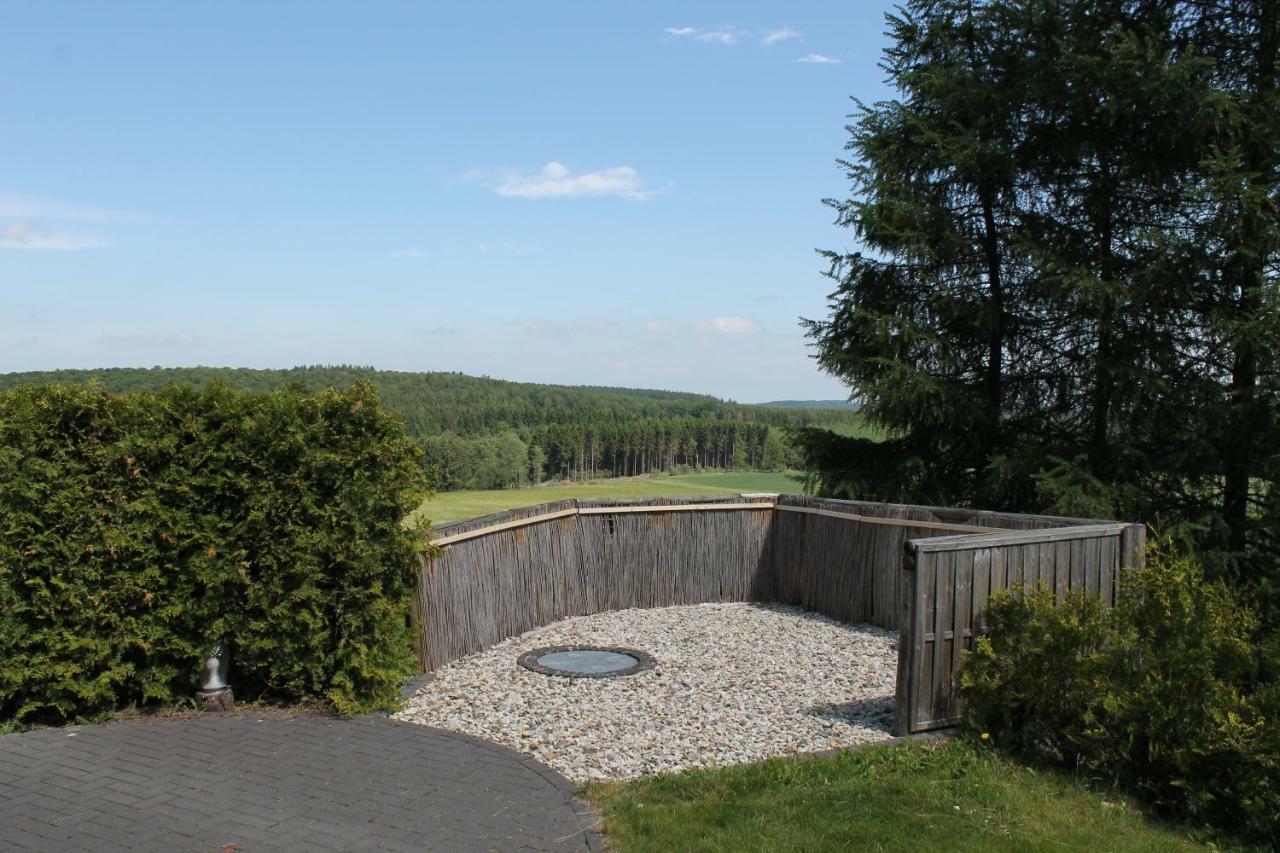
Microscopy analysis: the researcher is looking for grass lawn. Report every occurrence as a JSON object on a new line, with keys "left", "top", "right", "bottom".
{"left": 588, "top": 739, "right": 1209, "bottom": 853}
{"left": 410, "top": 472, "right": 805, "bottom": 525}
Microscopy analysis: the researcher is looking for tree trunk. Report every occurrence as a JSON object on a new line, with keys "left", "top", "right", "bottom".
{"left": 1223, "top": 0, "right": 1278, "bottom": 554}
{"left": 979, "top": 191, "right": 1005, "bottom": 478}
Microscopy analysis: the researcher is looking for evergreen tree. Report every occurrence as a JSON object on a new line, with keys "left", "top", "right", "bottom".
{"left": 804, "top": 0, "right": 1280, "bottom": 613}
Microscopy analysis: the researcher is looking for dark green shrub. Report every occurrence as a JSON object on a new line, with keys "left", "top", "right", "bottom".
{"left": 0, "top": 382, "right": 430, "bottom": 722}
{"left": 960, "top": 543, "right": 1279, "bottom": 845}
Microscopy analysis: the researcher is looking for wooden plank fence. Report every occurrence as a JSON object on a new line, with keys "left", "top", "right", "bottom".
{"left": 893, "top": 522, "right": 1146, "bottom": 734}
{"left": 415, "top": 493, "right": 1145, "bottom": 734}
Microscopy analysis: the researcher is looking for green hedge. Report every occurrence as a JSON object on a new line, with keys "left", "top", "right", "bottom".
{"left": 959, "top": 543, "right": 1279, "bottom": 845}
{"left": 0, "top": 382, "right": 430, "bottom": 722}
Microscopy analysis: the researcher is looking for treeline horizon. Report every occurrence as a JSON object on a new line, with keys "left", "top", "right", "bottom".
{"left": 0, "top": 365, "right": 865, "bottom": 490}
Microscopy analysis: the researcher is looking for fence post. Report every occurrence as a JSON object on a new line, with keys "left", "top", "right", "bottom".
{"left": 893, "top": 540, "right": 918, "bottom": 736}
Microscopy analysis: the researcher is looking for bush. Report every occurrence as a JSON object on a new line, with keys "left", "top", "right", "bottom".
{"left": 0, "top": 382, "right": 430, "bottom": 722}
{"left": 959, "top": 542, "right": 1279, "bottom": 844}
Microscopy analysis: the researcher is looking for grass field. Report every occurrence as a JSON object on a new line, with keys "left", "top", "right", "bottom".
{"left": 589, "top": 739, "right": 1209, "bottom": 852}
{"left": 410, "top": 472, "right": 804, "bottom": 525}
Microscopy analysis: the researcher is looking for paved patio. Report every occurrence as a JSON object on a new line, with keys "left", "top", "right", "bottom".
{"left": 0, "top": 713, "right": 599, "bottom": 852}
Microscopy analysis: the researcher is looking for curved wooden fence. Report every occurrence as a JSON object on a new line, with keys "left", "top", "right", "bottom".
{"left": 414, "top": 493, "right": 1144, "bottom": 733}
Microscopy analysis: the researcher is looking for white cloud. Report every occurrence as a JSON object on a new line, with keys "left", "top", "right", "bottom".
{"left": 664, "top": 25, "right": 745, "bottom": 45}
{"left": 697, "top": 29, "right": 742, "bottom": 45}
{"left": 796, "top": 53, "right": 842, "bottom": 64}
{"left": 762, "top": 27, "right": 801, "bottom": 46}
{"left": 0, "top": 190, "right": 142, "bottom": 223}
{"left": 699, "top": 315, "right": 760, "bottom": 334}
{"left": 484, "top": 162, "right": 650, "bottom": 201}
{"left": 0, "top": 222, "right": 107, "bottom": 251}
{"left": 644, "top": 320, "right": 676, "bottom": 333}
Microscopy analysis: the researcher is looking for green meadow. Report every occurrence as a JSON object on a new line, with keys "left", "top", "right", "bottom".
{"left": 410, "top": 471, "right": 804, "bottom": 525}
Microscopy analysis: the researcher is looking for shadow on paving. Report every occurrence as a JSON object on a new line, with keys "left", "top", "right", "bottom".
{"left": 0, "top": 713, "right": 599, "bottom": 852}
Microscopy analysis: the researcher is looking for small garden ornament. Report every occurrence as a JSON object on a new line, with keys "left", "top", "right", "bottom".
{"left": 196, "top": 642, "right": 235, "bottom": 711}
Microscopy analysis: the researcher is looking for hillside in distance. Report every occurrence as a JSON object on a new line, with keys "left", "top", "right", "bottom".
{"left": 0, "top": 365, "right": 861, "bottom": 440}
{"left": 758, "top": 399, "right": 859, "bottom": 412}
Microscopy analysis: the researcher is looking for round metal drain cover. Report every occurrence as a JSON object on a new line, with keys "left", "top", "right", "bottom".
{"left": 517, "top": 645, "right": 656, "bottom": 679}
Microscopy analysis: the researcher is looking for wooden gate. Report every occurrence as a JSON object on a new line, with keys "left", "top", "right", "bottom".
{"left": 893, "top": 522, "right": 1146, "bottom": 734}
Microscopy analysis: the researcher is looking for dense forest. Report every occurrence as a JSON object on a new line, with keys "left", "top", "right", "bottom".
{"left": 0, "top": 366, "right": 862, "bottom": 490}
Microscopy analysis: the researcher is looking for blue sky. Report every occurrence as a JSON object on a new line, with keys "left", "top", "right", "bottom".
{"left": 1, "top": 2, "right": 892, "bottom": 402}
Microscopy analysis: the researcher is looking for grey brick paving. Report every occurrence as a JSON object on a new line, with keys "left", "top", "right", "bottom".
{"left": 0, "top": 714, "right": 600, "bottom": 852}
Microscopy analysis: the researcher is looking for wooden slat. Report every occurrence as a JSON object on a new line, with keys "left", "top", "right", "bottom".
{"left": 1070, "top": 537, "right": 1085, "bottom": 592}
{"left": 992, "top": 545, "right": 1008, "bottom": 593}
{"left": 972, "top": 547, "right": 993, "bottom": 637}
{"left": 1054, "top": 539, "right": 1071, "bottom": 602}
{"left": 1086, "top": 536, "right": 1103, "bottom": 596}
{"left": 893, "top": 544, "right": 920, "bottom": 736}
{"left": 915, "top": 551, "right": 938, "bottom": 728}
{"left": 1038, "top": 540, "right": 1054, "bottom": 593}
{"left": 931, "top": 550, "right": 954, "bottom": 725}
{"left": 951, "top": 549, "right": 973, "bottom": 709}
{"left": 1099, "top": 534, "right": 1116, "bottom": 606}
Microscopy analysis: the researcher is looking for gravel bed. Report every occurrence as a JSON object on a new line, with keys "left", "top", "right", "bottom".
{"left": 394, "top": 602, "right": 898, "bottom": 782}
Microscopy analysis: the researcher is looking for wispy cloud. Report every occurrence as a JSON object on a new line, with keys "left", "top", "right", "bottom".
{"left": 664, "top": 25, "right": 747, "bottom": 45}
{"left": 762, "top": 27, "right": 801, "bottom": 46}
{"left": 392, "top": 241, "right": 532, "bottom": 257}
{"left": 478, "top": 241, "right": 527, "bottom": 254}
{"left": 509, "top": 316, "right": 623, "bottom": 338}
{"left": 0, "top": 190, "right": 143, "bottom": 223}
{"left": 0, "top": 222, "right": 108, "bottom": 251}
{"left": 644, "top": 319, "right": 676, "bottom": 333}
{"left": 795, "top": 53, "right": 842, "bottom": 64}
{"left": 699, "top": 315, "right": 760, "bottom": 334}
{"left": 473, "top": 162, "right": 650, "bottom": 201}
{"left": 697, "top": 28, "right": 744, "bottom": 45}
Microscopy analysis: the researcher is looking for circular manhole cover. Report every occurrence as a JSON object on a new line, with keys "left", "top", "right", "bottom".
{"left": 517, "top": 645, "right": 656, "bottom": 679}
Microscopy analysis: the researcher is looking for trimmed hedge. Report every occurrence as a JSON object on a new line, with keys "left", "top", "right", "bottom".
{"left": 959, "top": 543, "right": 1279, "bottom": 845}
{"left": 0, "top": 382, "right": 430, "bottom": 722}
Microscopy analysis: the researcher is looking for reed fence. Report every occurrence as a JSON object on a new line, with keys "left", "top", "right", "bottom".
{"left": 414, "top": 493, "right": 1144, "bottom": 733}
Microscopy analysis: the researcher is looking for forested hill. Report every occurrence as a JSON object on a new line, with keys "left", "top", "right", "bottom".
{"left": 0, "top": 366, "right": 847, "bottom": 435}
{"left": 758, "top": 400, "right": 859, "bottom": 412}
{"left": 0, "top": 366, "right": 862, "bottom": 489}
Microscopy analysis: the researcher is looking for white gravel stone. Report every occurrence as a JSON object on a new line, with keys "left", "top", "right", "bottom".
{"left": 394, "top": 602, "right": 898, "bottom": 782}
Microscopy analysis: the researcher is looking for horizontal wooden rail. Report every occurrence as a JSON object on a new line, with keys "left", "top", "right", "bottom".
{"left": 911, "top": 522, "right": 1130, "bottom": 553}
{"left": 431, "top": 508, "right": 580, "bottom": 545}
{"left": 427, "top": 499, "right": 1039, "bottom": 545}
{"left": 775, "top": 504, "right": 1003, "bottom": 534}
{"left": 431, "top": 501, "right": 777, "bottom": 545}
{"left": 429, "top": 499, "right": 1033, "bottom": 547}
{"left": 578, "top": 502, "right": 774, "bottom": 515}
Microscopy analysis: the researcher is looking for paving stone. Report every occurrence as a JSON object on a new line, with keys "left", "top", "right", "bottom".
{"left": 0, "top": 715, "right": 599, "bottom": 851}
